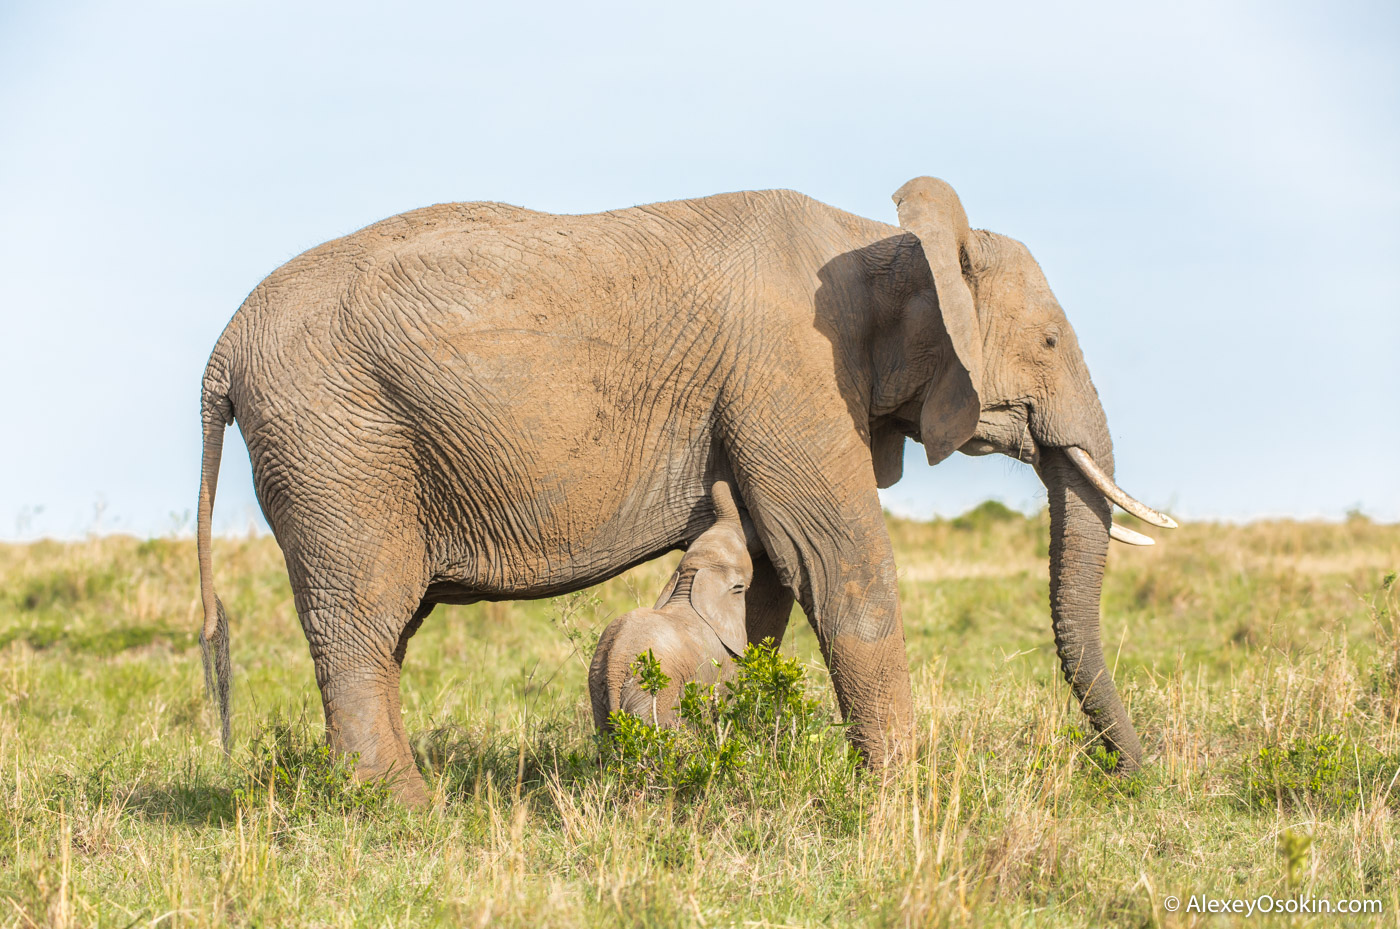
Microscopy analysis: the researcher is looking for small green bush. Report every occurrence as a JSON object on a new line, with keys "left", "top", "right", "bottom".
{"left": 1367, "top": 572, "right": 1399, "bottom": 708}
{"left": 1031, "top": 723, "right": 1147, "bottom": 799}
{"left": 1244, "top": 732, "right": 1399, "bottom": 812}
{"left": 601, "top": 639, "right": 858, "bottom": 799}
{"left": 0, "top": 620, "right": 194, "bottom": 655}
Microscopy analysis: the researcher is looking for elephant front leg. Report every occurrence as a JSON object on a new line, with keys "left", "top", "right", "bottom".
{"left": 746, "top": 550, "right": 912, "bottom": 764}
{"left": 813, "top": 560, "right": 913, "bottom": 766}
{"left": 728, "top": 454, "right": 914, "bottom": 764}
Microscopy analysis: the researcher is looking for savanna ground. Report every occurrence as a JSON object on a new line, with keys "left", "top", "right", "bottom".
{"left": 2, "top": 506, "right": 1398, "bottom": 928}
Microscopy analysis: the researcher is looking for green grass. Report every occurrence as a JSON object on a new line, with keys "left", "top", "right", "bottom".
{"left": 1, "top": 512, "right": 1398, "bottom": 927}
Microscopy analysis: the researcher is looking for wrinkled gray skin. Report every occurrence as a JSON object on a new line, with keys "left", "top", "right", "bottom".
{"left": 590, "top": 481, "right": 751, "bottom": 730}
{"left": 198, "top": 176, "right": 1165, "bottom": 804}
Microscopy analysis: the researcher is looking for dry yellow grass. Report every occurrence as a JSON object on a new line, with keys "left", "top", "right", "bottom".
{"left": 1, "top": 510, "right": 1398, "bottom": 927}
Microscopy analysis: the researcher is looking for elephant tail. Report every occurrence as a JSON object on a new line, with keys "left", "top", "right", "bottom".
{"left": 197, "top": 369, "right": 234, "bottom": 753}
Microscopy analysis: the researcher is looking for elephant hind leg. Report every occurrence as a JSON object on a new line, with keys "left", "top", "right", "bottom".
{"left": 295, "top": 581, "right": 433, "bottom": 806}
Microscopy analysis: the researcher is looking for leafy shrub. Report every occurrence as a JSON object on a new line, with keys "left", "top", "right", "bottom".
{"left": 1279, "top": 828, "right": 1312, "bottom": 889}
{"left": 549, "top": 591, "right": 603, "bottom": 664}
{"left": 1244, "top": 732, "right": 1399, "bottom": 812}
{"left": 13, "top": 567, "right": 117, "bottom": 613}
{"left": 951, "top": 499, "right": 1024, "bottom": 532}
{"left": 601, "top": 639, "right": 857, "bottom": 799}
{"left": 0, "top": 620, "right": 194, "bottom": 655}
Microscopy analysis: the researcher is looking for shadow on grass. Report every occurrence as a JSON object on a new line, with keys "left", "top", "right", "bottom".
{"left": 414, "top": 718, "right": 602, "bottom": 805}
{"left": 115, "top": 778, "right": 239, "bottom": 826}
{"left": 29, "top": 758, "right": 240, "bottom": 829}
{"left": 408, "top": 641, "right": 876, "bottom": 838}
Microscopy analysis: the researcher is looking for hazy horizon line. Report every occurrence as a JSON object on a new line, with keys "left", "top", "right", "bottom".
{"left": 5, "top": 499, "right": 1396, "bottom": 545}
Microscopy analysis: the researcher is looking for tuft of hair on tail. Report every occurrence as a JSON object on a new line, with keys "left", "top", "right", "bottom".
{"left": 199, "top": 596, "right": 231, "bottom": 750}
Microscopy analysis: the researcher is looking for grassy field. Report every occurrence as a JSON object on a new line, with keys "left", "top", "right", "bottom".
{"left": 2, "top": 506, "right": 1398, "bottom": 927}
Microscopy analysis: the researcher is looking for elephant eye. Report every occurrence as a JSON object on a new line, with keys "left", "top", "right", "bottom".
{"left": 1044, "top": 330, "right": 1059, "bottom": 348}
{"left": 731, "top": 583, "right": 747, "bottom": 593}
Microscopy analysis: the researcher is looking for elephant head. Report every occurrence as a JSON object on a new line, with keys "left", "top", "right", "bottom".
{"left": 652, "top": 480, "right": 752, "bottom": 657}
{"left": 589, "top": 481, "right": 753, "bottom": 729}
{"left": 875, "top": 177, "right": 1176, "bottom": 770}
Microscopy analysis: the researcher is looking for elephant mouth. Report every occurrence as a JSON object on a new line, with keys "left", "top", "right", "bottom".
{"left": 900, "top": 403, "right": 1177, "bottom": 545}
{"left": 1035, "top": 445, "right": 1176, "bottom": 546}
{"left": 958, "top": 402, "right": 1176, "bottom": 545}
{"left": 956, "top": 403, "right": 1042, "bottom": 466}
{"left": 1060, "top": 447, "right": 1177, "bottom": 530}
{"left": 961, "top": 429, "right": 1175, "bottom": 546}
{"left": 962, "top": 434, "right": 1041, "bottom": 467}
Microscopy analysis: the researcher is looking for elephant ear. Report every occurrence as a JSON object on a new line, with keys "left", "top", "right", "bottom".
{"left": 689, "top": 566, "right": 748, "bottom": 658}
{"left": 870, "top": 421, "right": 905, "bottom": 488}
{"left": 892, "top": 177, "right": 984, "bottom": 465}
{"left": 653, "top": 570, "right": 680, "bottom": 609}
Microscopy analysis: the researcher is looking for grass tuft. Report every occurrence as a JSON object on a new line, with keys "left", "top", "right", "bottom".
{"left": 234, "top": 715, "right": 395, "bottom": 819}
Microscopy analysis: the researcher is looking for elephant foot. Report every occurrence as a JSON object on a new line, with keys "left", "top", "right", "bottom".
{"left": 845, "top": 716, "right": 913, "bottom": 772}
{"left": 320, "top": 674, "right": 428, "bottom": 807}
{"left": 826, "top": 632, "right": 914, "bottom": 769}
{"left": 365, "top": 758, "right": 431, "bottom": 807}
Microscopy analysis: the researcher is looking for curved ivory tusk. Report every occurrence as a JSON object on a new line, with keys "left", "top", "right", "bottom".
{"left": 1109, "top": 523, "right": 1155, "bottom": 546}
{"left": 1064, "top": 447, "right": 1178, "bottom": 529}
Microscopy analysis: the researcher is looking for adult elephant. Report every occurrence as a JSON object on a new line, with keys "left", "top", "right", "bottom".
{"left": 196, "top": 177, "right": 1174, "bottom": 803}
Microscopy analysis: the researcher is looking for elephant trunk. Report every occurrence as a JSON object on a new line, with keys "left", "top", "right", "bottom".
{"left": 1040, "top": 445, "right": 1144, "bottom": 771}
{"left": 710, "top": 480, "right": 740, "bottom": 523}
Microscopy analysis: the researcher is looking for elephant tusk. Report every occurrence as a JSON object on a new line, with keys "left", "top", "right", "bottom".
{"left": 1109, "top": 523, "right": 1155, "bottom": 546}
{"left": 1064, "top": 447, "right": 1178, "bottom": 529}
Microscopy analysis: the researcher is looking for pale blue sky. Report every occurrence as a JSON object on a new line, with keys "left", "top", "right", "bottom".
{"left": 1, "top": 0, "right": 1396, "bottom": 539}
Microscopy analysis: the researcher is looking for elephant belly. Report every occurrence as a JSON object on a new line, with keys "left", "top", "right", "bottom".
{"left": 363, "top": 280, "right": 730, "bottom": 597}
{"left": 401, "top": 363, "right": 719, "bottom": 598}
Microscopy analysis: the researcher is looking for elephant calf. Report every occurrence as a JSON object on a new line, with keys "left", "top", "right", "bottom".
{"left": 589, "top": 481, "right": 751, "bottom": 730}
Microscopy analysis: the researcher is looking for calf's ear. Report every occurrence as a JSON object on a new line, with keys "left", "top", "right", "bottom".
{"left": 653, "top": 570, "right": 680, "bottom": 609}
{"left": 689, "top": 567, "right": 748, "bottom": 657}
